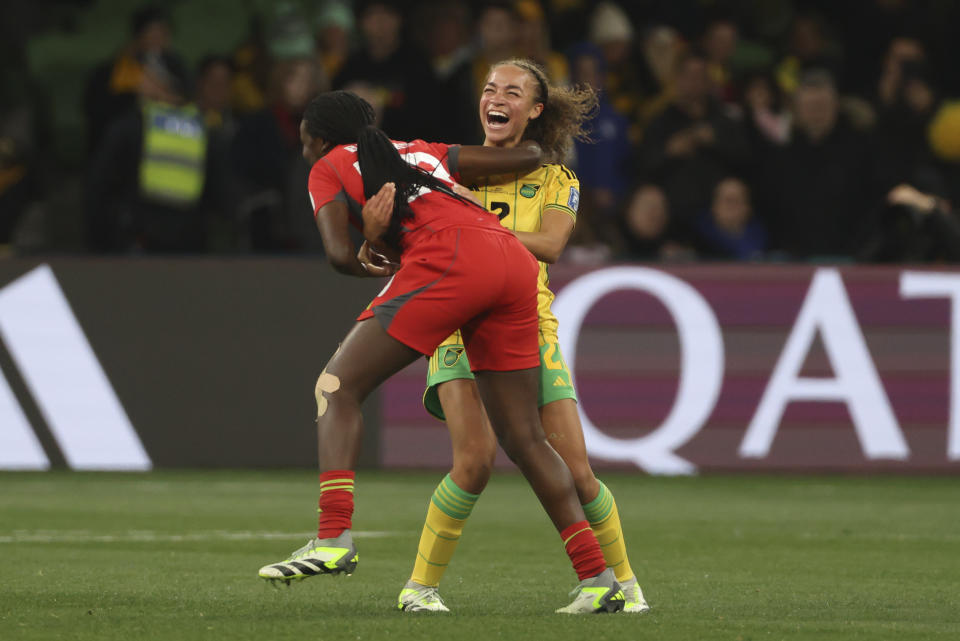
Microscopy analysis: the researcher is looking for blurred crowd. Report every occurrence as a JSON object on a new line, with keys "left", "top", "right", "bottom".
{"left": 4, "top": 0, "right": 960, "bottom": 262}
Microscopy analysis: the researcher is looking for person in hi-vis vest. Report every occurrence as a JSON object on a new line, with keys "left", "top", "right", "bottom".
{"left": 85, "top": 58, "right": 235, "bottom": 252}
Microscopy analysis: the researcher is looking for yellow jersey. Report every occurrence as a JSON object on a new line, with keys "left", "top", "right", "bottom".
{"left": 471, "top": 163, "right": 579, "bottom": 344}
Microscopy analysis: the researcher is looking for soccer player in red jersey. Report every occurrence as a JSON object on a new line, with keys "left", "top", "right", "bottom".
{"left": 256, "top": 90, "right": 624, "bottom": 614}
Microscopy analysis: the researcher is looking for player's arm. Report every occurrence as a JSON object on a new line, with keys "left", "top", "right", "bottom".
{"left": 315, "top": 200, "right": 373, "bottom": 277}
{"left": 513, "top": 209, "right": 575, "bottom": 264}
{"left": 515, "top": 166, "right": 581, "bottom": 263}
{"left": 310, "top": 157, "right": 393, "bottom": 277}
{"left": 456, "top": 141, "right": 542, "bottom": 184}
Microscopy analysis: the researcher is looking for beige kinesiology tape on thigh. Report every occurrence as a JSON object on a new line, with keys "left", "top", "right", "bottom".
{"left": 315, "top": 369, "right": 342, "bottom": 418}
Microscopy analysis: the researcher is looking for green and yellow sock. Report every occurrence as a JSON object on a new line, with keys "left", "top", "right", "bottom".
{"left": 410, "top": 474, "right": 479, "bottom": 587}
{"left": 582, "top": 479, "right": 635, "bottom": 583}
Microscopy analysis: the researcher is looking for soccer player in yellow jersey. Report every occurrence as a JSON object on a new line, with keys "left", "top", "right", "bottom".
{"left": 396, "top": 59, "right": 650, "bottom": 613}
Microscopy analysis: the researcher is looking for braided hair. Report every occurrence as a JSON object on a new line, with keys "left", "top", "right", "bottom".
{"left": 489, "top": 58, "right": 598, "bottom": 163}
{"left": 302, "top": 91, "right": 479, "bottom": 251}
{"left": 357, "top": 126, "right": 480, "bottom": 250}
{"left": 302, "top": 90, "right": 376, "bottom": 145}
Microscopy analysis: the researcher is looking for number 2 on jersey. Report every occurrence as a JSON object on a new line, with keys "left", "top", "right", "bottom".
{"left": 490, "top": 202, "right": 510, "bottom": 220}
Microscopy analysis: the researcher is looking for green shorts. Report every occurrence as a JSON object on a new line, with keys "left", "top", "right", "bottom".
{"left": 422, "top": 340, "right": 578, "bottom": 421}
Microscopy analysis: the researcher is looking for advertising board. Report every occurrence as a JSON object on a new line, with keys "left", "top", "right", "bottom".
{"left": 382, "top": 265, "right": 960, "bottom": 473}
{"left": 3, "top": 260, "right": 957, "bottom": 473}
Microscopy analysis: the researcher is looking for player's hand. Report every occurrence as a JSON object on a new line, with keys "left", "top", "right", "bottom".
{"left": 451, "top": 182, "right": 482, "bottom": 206}
{"left": 362, "top": 182, "right": 396, "bottom": 242}
{"left": 358, "top": 241, "right": 399, "bottom": 277}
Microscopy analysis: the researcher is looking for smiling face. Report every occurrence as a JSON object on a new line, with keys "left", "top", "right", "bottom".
{"left": 479, "top": 64, "right": 544, "bottom": 148}
{"left": 712, "top": 177, "right": 751, "bottom": 231}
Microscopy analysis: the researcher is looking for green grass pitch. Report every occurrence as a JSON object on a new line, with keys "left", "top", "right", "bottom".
{"left": 1, "top": 471, "right": 957, "bottom": 640}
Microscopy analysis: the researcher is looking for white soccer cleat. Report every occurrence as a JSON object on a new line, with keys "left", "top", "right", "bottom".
{"left": 619, "top": 576, "right": 651, "bottom": 613}
{"left": 397, "top": 580, "right": 450, "bottom": 612}
{"left": 556, "top": 568, "right": 625, "bottom": 614}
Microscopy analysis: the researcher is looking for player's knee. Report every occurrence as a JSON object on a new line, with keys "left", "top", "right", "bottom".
{"left": 315, "top": 370, "right": 341, "bottom": 418}
{"left": 452, "top": 439, "right": 496, "bottom": 490}
{"left": 314, "top": 368, "right": 363, "bottom": 418}
{"left": 452, "top": 458, "right": 492, "bottom": 493}
{"left": 497, "top": 429, "right": 542, "bottom": 466}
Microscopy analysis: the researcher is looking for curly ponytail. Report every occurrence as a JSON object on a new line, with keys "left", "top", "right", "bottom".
{"left": 490, "top": 58, "right": 598, "bottom": 163}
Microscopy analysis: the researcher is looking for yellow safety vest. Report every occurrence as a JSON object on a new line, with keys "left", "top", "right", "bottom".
{"left": 139, "top": 101, "right": 207, "bottom": 207}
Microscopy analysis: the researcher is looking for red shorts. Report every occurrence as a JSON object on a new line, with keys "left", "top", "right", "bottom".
{"left": 357, "top": 227, "right": 539, "bottom": 371}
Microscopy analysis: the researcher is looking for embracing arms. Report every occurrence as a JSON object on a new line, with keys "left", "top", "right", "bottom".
{"left": 315, "top": 142, "right": 543, "bottom": 276}
{"left": 455, "top": 141, "right": 542, "bottom": 185}
{"left": 358, "top": 183, "right": 575, "bottom": 267}
{"left": 513, "top": 209, "right": 576, "bottom": 264}
{"left": 314, "top": 201, "right": 371, "bottom": 276}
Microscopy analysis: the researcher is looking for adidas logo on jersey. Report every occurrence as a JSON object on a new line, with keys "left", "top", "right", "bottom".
{"left": 552, "top": 376, "right": 568, "bottom": 387}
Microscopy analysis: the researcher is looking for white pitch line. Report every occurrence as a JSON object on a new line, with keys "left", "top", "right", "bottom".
{"left": 0, "top": 530, "right": 407, "bottom": 544}
{"left": 796, "top": 530, "right": 960, "bottom": 543}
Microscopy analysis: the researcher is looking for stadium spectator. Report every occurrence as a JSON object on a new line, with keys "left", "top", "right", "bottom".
{"left": 834, "top": 0, "right": 932, "bottom": 99}
{"left": 871, "top": 37, "right": 943, "bottom": 196}
{"left": 860, "top": 183, "right": 960, "bottom": 262}
{"left": 928, "top": 101, "right": 960, "bottom": 175}
{"left": 333, "top": 1, "right": 433, "bottom": 141}
{"left": 877, "top": 37, "right": 927, "bottom": 108}
{"left": 587, "top": 3, "right": 643, "bottom": 127}
{"left": 544, "top": 0, "right": 593, "bottom": 47}
{"left": 568, "top": 43, "right": 631, "bottom": 224}
{"left": 617, "top": 184, "right": 691, "bottom": 261}
{"left": 740, "top": 72, "right": 791, "bottom": 148}
{"left": 195, "top": 56, "right": 241, "bottom": 250}
{"left": 761, "top": 70, "right": 871, "bottom": 259}
{"left": 635, "top": 25, "right": 684, "bottom": 132}
{"left": 641, "top": 52, "right": 749, "bottom": 236}
{"left": 515, "top": 0, "right": 569, "bottom": 85}
{"left": 775, "top": 12, "right": 843, "bottom": 95}
{"left": 412, "top": 1, "right": 478, "bottom": 144}
{"left": 15, "top": 0, "right": 960, "bottom": 261}
{"left": 0, "top": 41, "right": 47, "bottom": 252}
{"left": 472, "top": 3, "right": 520, "bottom": 93}
{"left": 927, "top": 102, "right": 960, "bottom": 228}
{"left": 196, "top": 56, "right": 235, "bottom": 131}
{"left": 701, "top": 16, "right": 739, "bottom": 105}
{"left": 694, "top": 177, "right": 766, "bottom": 261}
{"left": 84, "top": 59, "right": 232, "bottom": 252}
{"left": 266, "top": 3, "right": 317, "bottom": 61}
{"left": 341, "top": 81, "right": 386, "bottom": 128}
{"left": 233, "top": 58, "right": 323, "bottom": 251}
{"left": 230, "top": 15, "right": 272, "bottom": 113}
{"left": 83, "top": 5, "right": 188, "bottom": 154}
{"left": 314, "top": 2, "right": 354, "bottom": 82}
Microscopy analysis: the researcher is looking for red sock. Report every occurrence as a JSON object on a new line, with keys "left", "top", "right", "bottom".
{"left": 561, "top": 520, "right": 607, "bottom": 581}
{"left": 317, "top": 470, "right": 355, "bottom": 539}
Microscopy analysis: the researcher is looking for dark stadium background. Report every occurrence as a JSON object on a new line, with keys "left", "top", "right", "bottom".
{"left": 2, "top": 0, "right": 960, "bottom": 474}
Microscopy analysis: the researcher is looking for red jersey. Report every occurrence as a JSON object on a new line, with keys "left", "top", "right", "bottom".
{"left": 307, "top": 140, "right": 508, "bottom": 251}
